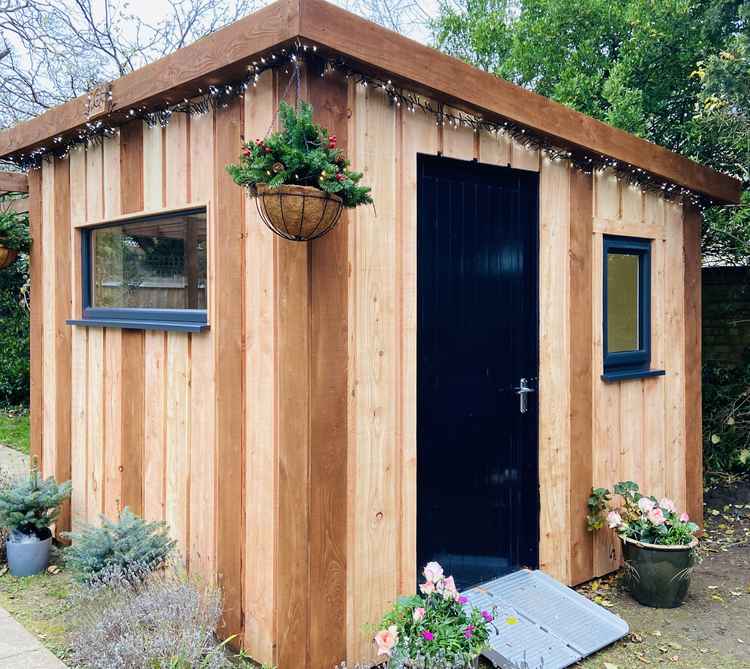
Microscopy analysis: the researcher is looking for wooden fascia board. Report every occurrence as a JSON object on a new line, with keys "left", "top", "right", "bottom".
{"left": 298, "top": 0, "right": 741, "bottom": 204}
{"left": 0, "top": 171, "right": 28, "bottom": 193}
{"left": 0, "top": 0, "right": 301, "bottom": 159}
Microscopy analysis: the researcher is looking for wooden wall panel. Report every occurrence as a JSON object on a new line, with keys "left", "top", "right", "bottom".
{"left": 308, "top": 69, "right": 350, "bottom": 669}
{"left": 347, "top": 82, "right": 400, "bottom": 664}
{"left": 188, "top": 107, "right": 216, "bottom": 577}
{"left": 69, "top": 148, "right": 88, "bottom": 531}
{"left": 538, "top": 157, "right": 571, "bottom": 583}
{"left": 243, "top": 71, "right": 277, "bottom": 663}
{"left": 397, "top": 102, "right": 438, "bottom": 597}
{"left": 214, "top": 96, "right": 245, "bottom": 639}
{"left": 119, "top": 121, "right": 146, "bottom": 516}
{"left": 683, "top": 204, "right": 703, "bottom": 526}
{"left": 568, "top": 169, "right": 594, "bottom": 586}
{"left": 28, "top": 167, "right": 43, "bottom": 470}
{"left": 41, "top": 159, "right": 55, "bottom": 480}
{"left": 142, "top": 123, "right": 168, "bottom": 523}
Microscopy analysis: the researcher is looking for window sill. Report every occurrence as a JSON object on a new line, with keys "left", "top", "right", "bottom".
{"left": 601, "top": 369, "right": 665, "bottom": 383}
{"left": 67, "top": 318, "right": 209, "bottom": 333}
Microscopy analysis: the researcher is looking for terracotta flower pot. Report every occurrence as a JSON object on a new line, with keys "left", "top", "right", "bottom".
{"left": 255, "top": 183, "right": 343, "bottom": 241}
{"left": 0, "top": 244, "right": 18, "bottom": 270}
{"left": 621, "top": 536, "right": 698, "bottom": 608}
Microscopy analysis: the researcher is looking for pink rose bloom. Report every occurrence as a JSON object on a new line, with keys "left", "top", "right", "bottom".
{"left": 607, "top": 511, "right": 623, "bottom": 529}
{"left": 679, "top": 512, "right": 690, "bottom": 522}
{"left": 419, "top": 581, "right": 435, "bottom": 595}
{"left": 458, "top": 595, "right": 468, "bottom": 605}
{"left": 374, "top": 625, "right": 398, "bottom": 657}
{"left": 413, "top": 607, "right": 425, "bottom": 622}
{"left": 422, "top": 630, "right": 434, "bottom": 641}
{"left": 660, "top": 498, "right": 676, "bottom": 513}
{"left": 647, "top": 507, "right": 665, "bottom": 525}
{"left": 423, "top": 561, "right": 444, "bottom": 583}
{"left": 481, "top": 610, "right": 494, "bottom": 623}
{"left": 638, "top": 497, "right": 655, "bottom": 514}
{"left": 464, "top": 625, "right": 475, "bottom": 639}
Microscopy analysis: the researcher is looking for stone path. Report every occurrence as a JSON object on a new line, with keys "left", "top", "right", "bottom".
{"left": 0, "top": 605, "right": 67, "bottom": 668}
{"left": 0, "top": 444, "right": 28, "bottom": 479}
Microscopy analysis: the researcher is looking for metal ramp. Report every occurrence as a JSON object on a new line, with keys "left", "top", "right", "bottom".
{"left": 463, "top": 570, "right": 629, "bottom": 669}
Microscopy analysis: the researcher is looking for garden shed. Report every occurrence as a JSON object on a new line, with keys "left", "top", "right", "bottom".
{"left": 0, "top": 0, "right": 742, "bottom": 666}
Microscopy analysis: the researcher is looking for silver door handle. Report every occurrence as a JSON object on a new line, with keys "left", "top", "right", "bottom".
{"left": 514, "top": 377, "right": 535, "bottom": 414}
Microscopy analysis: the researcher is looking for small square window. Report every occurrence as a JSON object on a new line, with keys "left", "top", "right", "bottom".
{"left": 602, "top": 235, "right": 663, "bottom": 381}
{"left": 68, "top": 207, "right": 209, "bottom": 332}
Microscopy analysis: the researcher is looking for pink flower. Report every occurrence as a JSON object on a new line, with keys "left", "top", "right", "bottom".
{"left": 422, "top": 630, "right": 434, "bottom": 641}
{"left": 464, "top": 625, "right": 475, "bottom": 639}
{"left": 423, "top": 561, "right": 444, "bottom": 584}
{"left": 419, "top": 580, "right": 435, "bottom": 595}
{"left": 374, "top": 625, "right": 398, "bottom": 657}
{"left": 458, "top": 595, "right": 468, "bottom": 605}
{"left": 413, "top": 607, "right": 425, "bottom": 622}
{"left": 481, "top": 610, "right": 494, "bottom": 623}
{"left": 638, "top": 497, "right": 656, "bottom": 514}
{"left": 647, "top": 507, "right": 665, "bottom": 525}
{"left": 441, "top": 575, "right": 460, "bottom": 601}
{"left": 679, "top": 512, "right": 690, "bottom": 522}
{"left": 660, "top": 498, "right": 676, "bottom": 513}
{"left": 607, "top": 511, "right": 623, "bottom": 529}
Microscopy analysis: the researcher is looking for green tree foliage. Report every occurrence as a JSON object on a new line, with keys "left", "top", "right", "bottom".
{"left": 0, "top": 469, "right": 71, "bottom": 535}
{"left": 227, "top": 101, "right": 373, "bottom": 208}
{"left": 432, "top": 0, "right": 748, "bottom": 256}
{"left": 65, "top": 508, "right": 176, "bottom": 584}
{"left": 0, "top": 253, "right": 29, "bottom": 406}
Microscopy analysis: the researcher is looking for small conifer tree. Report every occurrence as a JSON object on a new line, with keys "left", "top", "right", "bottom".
{"left": 65, "top": 507, "right": 176, "bottom": 583}
{"left": 0, "top": 468, "right": 71, "bottom": 536}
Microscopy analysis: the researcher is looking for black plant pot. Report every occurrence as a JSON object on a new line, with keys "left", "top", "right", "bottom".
{"left": 6, "top": 528, "right": 52, "bottom": 577}
{"left": 622, "top": 536, "right": 697, "bottom": 608}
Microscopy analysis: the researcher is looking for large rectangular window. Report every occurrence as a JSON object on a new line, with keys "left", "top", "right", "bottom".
{"left": 68, "top": 207, "right": 209, "bottom": 332}
{"left": 602, "top": 235, "right": 663, "bottom": 381}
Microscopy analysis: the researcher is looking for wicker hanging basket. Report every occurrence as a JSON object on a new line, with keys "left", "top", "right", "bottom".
{"left": 255, "top": 183, "right": 344, "bottom": 242}
{"left": 0, "top": 244, "right": 18, "bottom": 270}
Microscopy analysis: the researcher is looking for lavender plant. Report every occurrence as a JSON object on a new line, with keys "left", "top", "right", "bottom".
{"left": 67, "top": 565, "right": 232, "bottom": 669}
{"left": 0, "top": 466, "right": 13, "bottom": 562}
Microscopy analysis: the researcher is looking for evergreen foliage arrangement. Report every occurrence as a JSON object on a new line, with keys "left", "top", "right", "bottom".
{"left": 0, "top": 468, "right": 71, "bottom": 536}
{"left": 227, "top": 101, "right": 373, "bottom": 208}
{"left": 0, "top": 210, "right": 31, "bottom": 253}
{"left": 65, "top": 507, "right": 176, "bottom": 583}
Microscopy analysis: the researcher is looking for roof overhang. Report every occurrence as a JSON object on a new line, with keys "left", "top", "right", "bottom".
{"left": 0, "top": 0, "right": 741, "bottom": 204}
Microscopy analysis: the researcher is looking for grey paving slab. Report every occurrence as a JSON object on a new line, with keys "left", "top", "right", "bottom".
{"left": 0, "top": 445, "right": 29, "bottom": 480}
{"left": 0, "top": 606, "right": 66, "bottom": 668}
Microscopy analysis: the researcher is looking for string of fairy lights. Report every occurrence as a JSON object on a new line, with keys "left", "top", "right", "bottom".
{"left": 1, "top": 41, "right": 725, "bottom": 208}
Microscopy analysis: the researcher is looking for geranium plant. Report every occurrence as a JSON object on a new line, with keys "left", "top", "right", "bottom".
{"left": 227, "top": 101, "right": 372, "bottom": 208}
{"left": 588, "top": 481, "right": 699, "bottom": 546}
{"left": 0, "top": 210, "right": 31, "bottom": 253}
{"left": 373, "top": 561, "right": 495, "bottom": 668}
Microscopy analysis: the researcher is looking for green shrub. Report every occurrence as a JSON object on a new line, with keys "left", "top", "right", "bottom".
{"left": 65, "top": 508, "right": 176, "bottom": 583}
{"left": 0, "top": 210, "right": 30, "bottom": 253}
{"left": 0, "top": 468, "right": 71, "bottom": 536}
{"left": 703, "top": 361, "right": 750, "bottom": 475}
{"left": 0, "top": 254, "right": 29, "bottom": 407}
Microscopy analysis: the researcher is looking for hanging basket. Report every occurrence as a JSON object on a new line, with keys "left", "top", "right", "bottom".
{"left": 0, "top": 244, "right": 18, "bottom": 270}
{"left": 255, "top": 183, "right": 344, "bottom": 242}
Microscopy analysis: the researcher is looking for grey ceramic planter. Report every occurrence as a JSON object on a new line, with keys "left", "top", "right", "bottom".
{"left": 622, "top": 536, "right": 698, "bottom": 608}
{"left": 6, "top": 529, "right": 52, "bottom": 577}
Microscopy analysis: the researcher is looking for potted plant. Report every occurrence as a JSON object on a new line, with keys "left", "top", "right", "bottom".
{"left": 227, "top": 101, "right": 372, "bottom": 241}
{"left": 373, "top": 561, "right": 496, "bottom": 668}
{"left": 0, "top": 210, "right": 31, "bottom": 269}
{"left": 0, "top": 468, "right": 71, "bottom": 576}
{"left": 588, "top": 481, "right": 700, "bottom": 608}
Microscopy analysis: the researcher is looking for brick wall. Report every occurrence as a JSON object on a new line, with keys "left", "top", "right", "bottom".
{"left": 703, "top": 267, "right": 750, "bottom": 366}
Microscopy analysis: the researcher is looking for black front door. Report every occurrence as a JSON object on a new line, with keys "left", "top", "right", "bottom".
{"left": 417, "top": 154, "right": 539, "bottom": 590}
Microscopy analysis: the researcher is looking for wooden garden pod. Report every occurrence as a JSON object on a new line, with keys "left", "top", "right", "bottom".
{"left": 0, "top": 1, "right": 741, "bottom": 667}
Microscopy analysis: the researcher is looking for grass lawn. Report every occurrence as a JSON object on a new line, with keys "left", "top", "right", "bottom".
{"left": 0, "top": 407, "right": 29, "bottom": 454}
